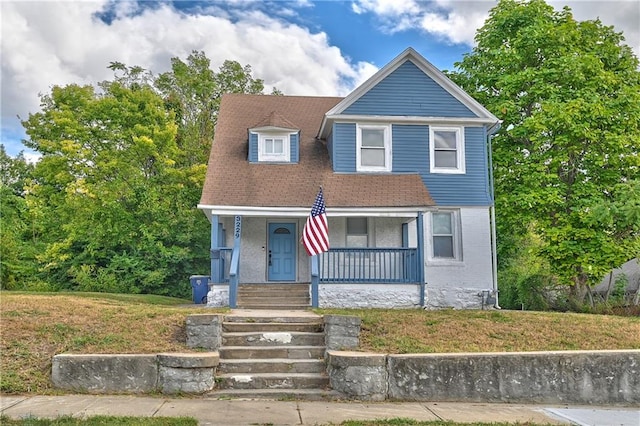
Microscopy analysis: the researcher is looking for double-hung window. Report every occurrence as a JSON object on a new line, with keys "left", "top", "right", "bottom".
{"left": 357, "top": 124, "right": 391, "bottom": 172}
{"left": 346, "top": 217, "right": 369, "bottom": 247}
{"left": 258, "top": 134, "right": 290, "bottom": 162}
{"left": 430, "top": 126, "right": 465, "bottom": 173}
{"left": 431, "top": 211, "right": 461, "bottom": 260}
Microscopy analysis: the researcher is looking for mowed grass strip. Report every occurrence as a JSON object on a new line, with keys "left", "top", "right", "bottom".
{"left": 1, "top": 292, "right": 219, "bottom": 394}
{"left": 319, "top": 308, "right": 640, "bottom": 354}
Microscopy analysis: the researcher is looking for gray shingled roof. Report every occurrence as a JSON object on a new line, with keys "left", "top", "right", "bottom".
{"left": 200, "top": 93, "right": 435, "bottom": 209}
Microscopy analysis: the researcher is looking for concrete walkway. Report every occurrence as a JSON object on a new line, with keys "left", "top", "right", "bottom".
{"left": 2, "top": 395, "right": 640, "bottom": 425}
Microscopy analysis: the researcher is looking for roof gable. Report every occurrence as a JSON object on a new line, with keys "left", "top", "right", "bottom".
{"left": 319, "top": 48, "right": 498, "bottom": 138}
{"left": 250, "top": 110, "right": 299, "bottom": 132}
{"left": 342, "top": 60, "right": 476, "bottom": 117}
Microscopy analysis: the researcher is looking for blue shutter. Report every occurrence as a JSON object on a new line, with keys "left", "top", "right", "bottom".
{"left": 290, "top": 132, "right": 299, "bottom": 163}
{"left": 248, "top": 132, "right": 258, "bottom": 162}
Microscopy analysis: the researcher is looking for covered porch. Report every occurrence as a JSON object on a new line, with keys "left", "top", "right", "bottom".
{"left": 202, "top": 208, "right": 426, "bottom": 308}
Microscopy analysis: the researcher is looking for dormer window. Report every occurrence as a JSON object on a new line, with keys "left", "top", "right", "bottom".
{"left": 248, "top": 111, "right": 300, "bottom": 164}
{"left": 259, "top": 133, "right": 290, "bottom": 162}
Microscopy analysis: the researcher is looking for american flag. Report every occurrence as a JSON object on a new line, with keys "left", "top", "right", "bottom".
{"left": 302, "top": 188, "right": 329, "bottom": 256}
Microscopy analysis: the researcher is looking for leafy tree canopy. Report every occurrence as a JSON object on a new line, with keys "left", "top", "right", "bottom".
{"left": 11, "top": 51, "right": 272, "bottom": 296}
{"left": 450, "top": 0, "right": 640, "bottom": 300}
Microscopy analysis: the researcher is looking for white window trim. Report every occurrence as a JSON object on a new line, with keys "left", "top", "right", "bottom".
{"left": 356, "top": 123, "right": 392, "bottom": 172}
{"left": 429, "top": 126, "right": 466, "bottom": 174}
{"left": 257, "top": 132, "right": 291, "bottom": 162}
{"left": 428, "top": 210, "right": 463, "bottom": 263}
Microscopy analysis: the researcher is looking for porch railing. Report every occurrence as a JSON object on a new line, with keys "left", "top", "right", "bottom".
{"left": 210, "top": 248, "right": 232, "bottom": 283}
{"left": 319, "top": 247, "right": 419, "bottom": 284}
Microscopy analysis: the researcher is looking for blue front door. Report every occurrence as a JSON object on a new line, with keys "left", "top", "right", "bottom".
{"left": 268, "top": 223, "right": 296, "bottom": 281}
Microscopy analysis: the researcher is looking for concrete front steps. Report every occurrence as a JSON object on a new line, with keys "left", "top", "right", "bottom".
{"left": 210, "top": 311, "right": 336, "bottom": 400}
{"left": 237, "top": 283, "right": 310, "bottom": 310}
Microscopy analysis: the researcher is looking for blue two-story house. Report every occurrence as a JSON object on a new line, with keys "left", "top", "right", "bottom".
{"left": 198, "top": 48, "right": 501, "bottom": 309}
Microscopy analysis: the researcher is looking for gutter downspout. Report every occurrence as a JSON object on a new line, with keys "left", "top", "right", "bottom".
{"left": 487, "top": 121, "right": 502, "bottom": 309}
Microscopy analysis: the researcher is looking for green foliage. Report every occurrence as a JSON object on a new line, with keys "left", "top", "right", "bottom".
{"left": 610, "top": 273, "right": 628, "bottom": 304}
{"left": 21, "top": 81, "right": 201, "bottom": 296}
{"left": 451, "top": 0, "right": 640, "bottom": 304}
{"left": 155, "top": 51, "right": 266, "bottom": 166}
{"left": 0, "top": 147, "right": 40, "bottom": 289}
{"left": 7, "top": 51, "right": 271, "bottom": 297}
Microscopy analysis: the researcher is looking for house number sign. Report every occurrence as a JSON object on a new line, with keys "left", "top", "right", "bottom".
{"left": 234, "top": 215, "right": 241, "bottom": 239}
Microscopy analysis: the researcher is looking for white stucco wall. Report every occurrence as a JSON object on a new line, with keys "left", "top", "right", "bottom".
{"left": 423, "top": 207, "right": 494, "bottom": 309}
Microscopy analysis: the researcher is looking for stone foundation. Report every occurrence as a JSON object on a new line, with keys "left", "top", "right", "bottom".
{"left": 319, "top": 284, "right": 421, "bottom": 308}
{"left": 206, "top": 285, "right": 229, "bottom": 307}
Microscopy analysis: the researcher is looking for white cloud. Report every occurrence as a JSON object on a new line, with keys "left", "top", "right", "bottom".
{"left": 353, "top": 0, "right": 640, "bottom": 55}
{"left": 2, "top": 0, "right": 637, "bottom": 158}
{"left": 0, "top": 1, "right": 370, "bottom": 155}
{"left": 557, "top": 1, "right": 640, "bottom": 56}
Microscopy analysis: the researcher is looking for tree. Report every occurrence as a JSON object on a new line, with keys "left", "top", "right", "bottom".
{"left": 17, "top": 52, "right": 275, "bottom": 296}
{"left": 155, "top": 51, "right": 267, "bottom": 166}
{"left": 0, "top": 146, "right": 39, "bottom": 289}
{"left": 451, "top": 0, "right": 640, "bottom": 305}
{"left": 21, "top": 81, "right": 206, "bottom": 296}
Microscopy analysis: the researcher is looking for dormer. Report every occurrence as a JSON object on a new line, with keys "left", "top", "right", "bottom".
{"left": 248, "top": 111, "right": 300, "bottom": 163}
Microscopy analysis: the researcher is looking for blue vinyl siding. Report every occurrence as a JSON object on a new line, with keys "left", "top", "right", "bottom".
{"left": 392, "top": 124, "right": 429, "bottom": 175}
{"left": 248, "top": 132, "right": 258, "bottom": 162}
{"left": 291, "top": 132, "right": 299, "bottom": 163}
{"left": 332, "top": 123, "right": 356, "bottom": 172}
{"left": 343, "top": 61, "right": 476, "bottom": 118}
{"left": 333, "top": 123, "right": 491, "bottom": 205}
{"left": 423, "top": 126, "right": 491, "bottom": 205}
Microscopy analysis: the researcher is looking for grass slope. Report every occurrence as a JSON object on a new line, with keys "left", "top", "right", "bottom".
{"left": 1, "top": 292, "right": 639, "bottom": 395}
{"left": 320, "top": 308, "right": 640, "bottom": 354}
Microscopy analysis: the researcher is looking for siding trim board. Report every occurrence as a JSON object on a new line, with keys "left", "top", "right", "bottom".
{"left": 329, "top": 115, "right": 495, "bottom": 126}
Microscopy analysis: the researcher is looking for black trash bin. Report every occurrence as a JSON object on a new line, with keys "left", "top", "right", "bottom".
{"left": 189, "top": 275, "right": 210, "bottom": 304}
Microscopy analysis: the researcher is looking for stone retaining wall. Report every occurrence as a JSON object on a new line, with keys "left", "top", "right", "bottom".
{"left": 327, "top": 349, "right": 640, "bottom": 404}
{"left": 186, "top": 314, "right": 223, "bottom": 349}
{"left": 324, "top": 314, "right": 361, "bottom": 351}
{"left": 52, "top": 352, "right": 219, "bottom": 394}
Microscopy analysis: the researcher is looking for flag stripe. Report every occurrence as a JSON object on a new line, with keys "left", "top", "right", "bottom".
{"left": 302, "top": 189, "right": 329, "bottom": 256}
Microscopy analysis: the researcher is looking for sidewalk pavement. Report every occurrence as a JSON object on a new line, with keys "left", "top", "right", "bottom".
{"left": 2, "top": 395, "right": 640, "bottom": 425}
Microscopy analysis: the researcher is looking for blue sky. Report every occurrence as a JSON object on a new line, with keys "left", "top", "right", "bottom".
{"left": 2, "top": 0, "right": 639, "bottom": 160}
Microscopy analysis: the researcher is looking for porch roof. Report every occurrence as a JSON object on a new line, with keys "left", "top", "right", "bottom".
{"left": 200, "top": 94, "right": 435, "bottom": 214}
